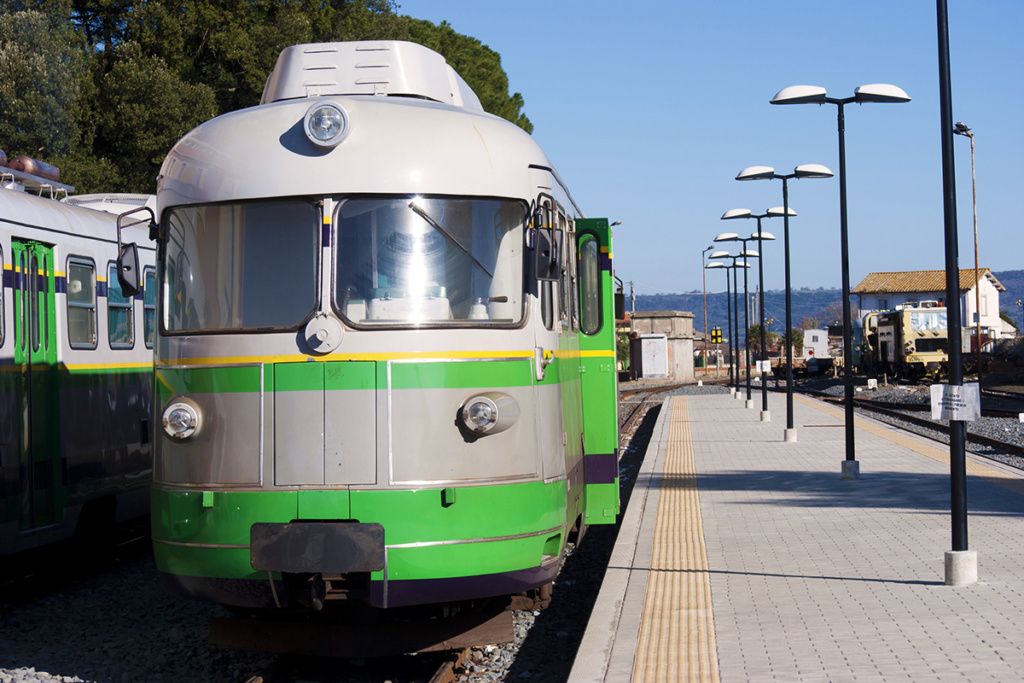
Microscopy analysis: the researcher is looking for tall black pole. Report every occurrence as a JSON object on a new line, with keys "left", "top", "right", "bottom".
{"left": 836, "top": 102, "right": 858, "bottom": 468}
{"left": 742, "top": 246, "right": 752, "bottom": 403}
{"left": 732, "top": 263, "right": 741, "bottom": 392}
{"left": 725, "top": 267, "right": 734, "bottom": 389}
{"left": 937, "top": 0, "right": 968, "bottom": 553}
{"left": 782, "top": 178, "right": 795, "bottom": 434}
{"left": 756, "top": 218, "right": 769, "bottom": 414}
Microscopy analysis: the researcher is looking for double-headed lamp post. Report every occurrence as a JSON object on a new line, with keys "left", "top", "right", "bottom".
{"left": 736, "top": 164, "right": 833, "bottom": 442}
{"left": 771, "top": 84, "right": 910, "bottom": 476}
{"left": 720, "top": 208, "right": 792, "bottom": 421}
{"left": 714, "top": 232, "right": 759, "bottom": 409}
{"left": 705, "top": 260, "right": 733, "bottom": 385}
{"left": 708, "top": 254, "right": 752, "bottom": 392}
{"left": 701, "top": 245, "right": 714, "bottom": 372}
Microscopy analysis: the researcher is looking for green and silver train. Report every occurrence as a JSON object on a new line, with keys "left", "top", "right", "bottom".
{"left": 1, "top": 165, "right": 155, "bottom": 555}
{"left": 121, "top": 41, "right": 620, "bottom": 625}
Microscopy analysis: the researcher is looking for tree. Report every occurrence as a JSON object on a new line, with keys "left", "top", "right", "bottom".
{"left": 406, "top": 18, "right": 532, "bottom": 133}
{"left": 89, "top": 41, "right": 218, "bottom": 192}
{"left": 1000, "top": 310, "right": 1018, "bottom": 332}
{"left": 0, "top": 7, "right": 86, "bottom": 161}
{"left": 788, "top": 328, "right": 803, "bottom": 356}
{"left": 747, "top": 324, "right": 780, "bottom": 359}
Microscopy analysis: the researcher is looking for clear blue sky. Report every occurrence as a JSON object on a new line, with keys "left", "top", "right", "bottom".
{"left": 397, "top": 1, "right": 1022, "bottom": 296}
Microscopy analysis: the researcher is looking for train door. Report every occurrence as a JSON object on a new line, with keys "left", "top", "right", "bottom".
{"left": 575, "top": 219, "right": 619, "bottom": 525}
{"left": 11, "top": 240, "right": 60, "bottom": 530}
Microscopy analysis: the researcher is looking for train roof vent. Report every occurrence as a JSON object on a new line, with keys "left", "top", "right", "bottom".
{"left": 260, "top": 41, "right": 483, "bottom": 111}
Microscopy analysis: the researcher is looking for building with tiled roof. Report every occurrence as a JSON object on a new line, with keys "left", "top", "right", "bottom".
{"left": 853, "top": 268, "right": 1007, "bottom": 346}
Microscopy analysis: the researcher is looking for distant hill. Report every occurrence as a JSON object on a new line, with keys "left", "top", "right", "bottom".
{"left": 996, "top": 269, "right": 1024, "bottom": 330}
{"left": 632, "top": 268, "right": 1024, "bottom": 342}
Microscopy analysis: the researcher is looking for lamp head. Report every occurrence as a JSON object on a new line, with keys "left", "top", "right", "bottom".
{"left": 750, "top": 231, "right": 776, "bottom": 241}
{"left": 736, "top": 165, "right": 776, "bottom": 181}
{"left": 767, "top": 206, "right": 797, "bottom": 217}
{"left": 705, "top": 262, "right": 726, "bottom": 270}
{"left": 854, "top": 83, "right": 911, "bottom": 103}
{"left": 721, "top": 208, "right": 752, "bottom": 220}
{"left": 794, "top": 163, "right": 834, "bottom": 179}
{"left": 741, "top": 249, "right": 759, "bottom": 258}
{"left": 770, "top": 85, "right": 827, "bottom": 105}
{"left": 709, "top": 250, "right": 733, "bottom": 259}
{"left": 954, "top": 122, "right": 972, "bottom": 136}
{"left": 714, "top": 232, "right": 741, "bottom": 242}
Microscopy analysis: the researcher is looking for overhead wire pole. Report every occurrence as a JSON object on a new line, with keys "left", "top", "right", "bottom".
{"left": 936, "top": 0, "right": 976, "bottom": 586}
{"left": 954, "top": 122, "right": 982, "bottom": 384}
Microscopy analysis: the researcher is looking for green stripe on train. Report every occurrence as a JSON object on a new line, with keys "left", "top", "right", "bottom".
{"left": 152, "top": 480, "right": 567, "bottom": 581}
{"left": 156, "top": 359, "right": 535, "bottom": 396}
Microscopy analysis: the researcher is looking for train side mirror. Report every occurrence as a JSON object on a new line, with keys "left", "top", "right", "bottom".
{"left": 115, "top": 205, "right": 155, "bottom": 298}
{"left": 116, "top": 242, "right": 141, "bottom": 297}
{"left": 533, "top": 227, "right": 559, "bottom": 282}
{"left": 615, "top": 290, "right": 626, "bottom": 320}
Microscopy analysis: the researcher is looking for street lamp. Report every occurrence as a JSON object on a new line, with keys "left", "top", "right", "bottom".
{"left": 720, "top": 207, "right": 791, "bottom": 421}
{"left": 701, "top": 245, "right": 714, "bottom": 375}
{"left": 736, "top": 164, "right": 833, "bottom": 442}
{"left": 709, "top": 252, "right": 752, "bottom": 394}
{"left": 953, "top": 122, "right": 982, "bottom": 383}
{"left": 705, "top": 260, "right": 732, "bottom": 385}
{"left": 771, "top": 83, "right": 910, "bottom": 475}
{"left": 714, "top": 231, "right": 760, "bottom": 409}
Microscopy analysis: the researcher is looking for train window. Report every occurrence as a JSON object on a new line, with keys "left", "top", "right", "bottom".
{"left": 541, "top": 281, "right": 554, "bottom": 330}
{"left": 66, "top": 258, "right": 97, "bottom": 349}
{"left": 579, "top": 235, "right": 601, "bottom": 335}
{"left": 107, "top": 263, "right": 134, "bottom": 348}
{"left": 143, "top": 267, "right": 156, "bottom": 348}
{"left": 334, "top": 196, "right": 526, "bottom": 326}
{"left": 163, "top": 200, "right": 319, "bottom": 332}
{"left": 30, "top": 253, "right": 41, "bottom": 351}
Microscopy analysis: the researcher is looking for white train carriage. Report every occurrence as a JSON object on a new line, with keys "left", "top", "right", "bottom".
{"left": 0, "top": 167, "right": 155, "bottom": 554}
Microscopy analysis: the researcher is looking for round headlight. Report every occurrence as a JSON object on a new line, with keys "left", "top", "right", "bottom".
{"left": 465, "top": 400, "right": 497, "bottom": 431}
{"left": 460, "top": 393, "right": 519, "bottom": 436}
{"left": 163, "top": 400, "right": 201, "bottom": 440}
{"left": 304, "top": 102, "right": 349, "bottom": 148}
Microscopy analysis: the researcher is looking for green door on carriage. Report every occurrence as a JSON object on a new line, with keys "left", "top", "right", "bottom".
{"left": 12, "top": 239, "right": 60, "bottom": 530}
{"left": 575, "top": 219, "right": 620, "bottom": 524}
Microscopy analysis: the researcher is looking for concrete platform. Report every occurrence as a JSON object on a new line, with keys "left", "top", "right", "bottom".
{"left": 570, "top": 391, "right": 1024, "bottom": 682}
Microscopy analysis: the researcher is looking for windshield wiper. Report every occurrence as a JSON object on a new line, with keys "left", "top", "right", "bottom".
{"left": 407, "top": 202, "right": 493, "bottom": 279}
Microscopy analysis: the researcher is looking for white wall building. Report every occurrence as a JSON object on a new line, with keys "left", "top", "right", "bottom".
{"left": 852, "top": 268, "right": 1007, "bottom": 350}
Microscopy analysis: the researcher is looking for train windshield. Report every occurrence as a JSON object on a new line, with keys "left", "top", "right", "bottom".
{"left": 162, "top": 200, "right": 319, "bottom": 332}
{"left": 334, "top": 196, "right": 526, "bottom": 326}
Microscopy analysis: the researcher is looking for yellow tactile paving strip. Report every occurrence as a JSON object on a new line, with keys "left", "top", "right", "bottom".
{"left": 796, "top": 393, "right": 1024, "bottom": 495}
{"left": 632, "top": 398, "right": 721, "bottom": 683}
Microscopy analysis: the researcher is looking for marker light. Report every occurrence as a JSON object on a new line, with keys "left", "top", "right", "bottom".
{"left": 163, "top": 399, "right": 201, "bottom": 440}
{"left": 460, "top": 393, "right": 520, "bottom": 436}
{"left": 304, "top": 102, "right": 349, "bottom": 148}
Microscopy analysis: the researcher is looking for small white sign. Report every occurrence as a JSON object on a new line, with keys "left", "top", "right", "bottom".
{"left": 930, "top": 383, "right": 981, "bottom": 421}
{"left": 757, "top": 360, "right": 772, "bottom": 372}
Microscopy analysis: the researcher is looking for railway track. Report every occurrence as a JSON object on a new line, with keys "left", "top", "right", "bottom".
{"left": 244, "top": 648, "right": 470, "bottom": 683}
{"left": 797, "top": 387, "right": 1024, "bottom": 464}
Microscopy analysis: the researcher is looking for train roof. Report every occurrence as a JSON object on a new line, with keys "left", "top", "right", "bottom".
{"left": 157, "top": 41, "right": 557, "bottom": 210}
{"left": 1, "top": 185, "right": 153, "bottom": 244}
{"left": 2, "top": 167, "right": 74, "bottom": 197}
{"left": 260, "top": 41, "right": 483, "bottom": 111}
